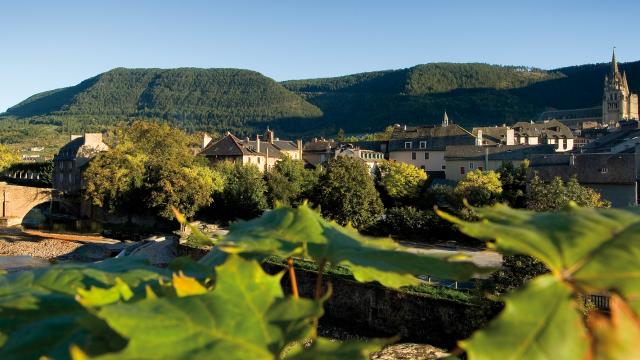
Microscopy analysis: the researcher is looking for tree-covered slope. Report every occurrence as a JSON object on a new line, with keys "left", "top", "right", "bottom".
{"left": 5, "top": 68, "right": 323, "bottom": 135}
{"left": 2, "top": 60, "right": 639, "bottom": 139}
{"left": 282, "top": 61, "right": 640, "bottom": 134}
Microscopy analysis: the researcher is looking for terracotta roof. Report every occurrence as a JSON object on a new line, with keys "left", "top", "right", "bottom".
{"left": 445, "top": 144, "right": 556, "bottom": 161}
{"left": 199, "top": 133, "right": 261, "bottom": 157}
{"left": 391, "top": 124, "right": 474, "bottom": 140}
{"left": 512, "top": 120, "right": 574, "bottom": 139}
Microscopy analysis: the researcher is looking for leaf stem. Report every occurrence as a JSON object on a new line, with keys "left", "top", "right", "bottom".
{"left": 315, "top": 259, "right": 327, "bottom": 299}
{"left": 287, "top": 257, "right": 299, "bottom": 299}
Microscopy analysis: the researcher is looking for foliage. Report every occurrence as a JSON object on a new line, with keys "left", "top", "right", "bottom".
{"left": 217, "top": 203, "right": 485, "bottom": 289}
{"left": 378, "top": 161, "right": 427, "bottom": 202}
{"left": 478, "top": 255, "right": 548, "bottom": 297}
{"left": 439, "top": 204, "right": 640, "bottom": 359}
{"left": 496, "top": 160, "right": 529, "bottom": 208}
{"left": 313, "top": 156, "right": 384, "bottom": 229}
{"left": 265, "top": 156, "right": 319, "bottom": 207}
{"left": 212, "top": 161, "right": 268, "bottom": 221}
{"left": 454, "top": 170, "right": 502, "bottom": 207}
{"left": 84, "top": 121, "right": 223, "bottom": 219}
{"left": 526, "top": 175, "right": 610, "bottom": 211}
{"left": 0, "top": 144, "right": 19, "bottom": 173}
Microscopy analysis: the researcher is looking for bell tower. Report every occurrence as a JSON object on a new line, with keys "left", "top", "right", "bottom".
{"left": 602, "top": 49, "right": 639, "bottom": 126}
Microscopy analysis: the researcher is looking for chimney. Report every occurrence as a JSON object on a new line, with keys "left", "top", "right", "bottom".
{"left": 476, "top": 130, "right": 483, "bottom": 146}
{"left": 202, "top": 133, "right": 212, "bottom": 149}
{"left": 268, "top": 129, "right": 275, "bottom": 144}
{"left": 506, "top": 128, "right": 515, "bottom": 146}
{"left": 256, "top": 134, "right": 261, "bottom": 153}
{"left": 83, "top": 133, "right": 103, "bottom": 145}
{"left": 484, "top": 147, "right": 489, "bottom": 170}
{"left": 297, "top": 139, "right": 303, "bottom": 159}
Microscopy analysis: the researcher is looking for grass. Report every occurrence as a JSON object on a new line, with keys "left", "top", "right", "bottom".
{"left": 263, "top": 255, "right": 476, "bottom": 304}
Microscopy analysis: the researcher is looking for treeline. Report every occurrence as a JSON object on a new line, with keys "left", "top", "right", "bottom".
{"left": 84, "top": 122, "right": 609, "bottom": 247}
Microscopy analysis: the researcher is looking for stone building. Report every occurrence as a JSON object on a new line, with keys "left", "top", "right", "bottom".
{"left": 444, "top": 144, "right": 555, "bottom": 181}
{"left": 388, "top": 113, "right": 476, "bottom": 177}
{"left": 53, "top": 133, "right": 109, "bottom": 194}
{"left": 529, "top": 152, "right": 639, "bottom": 207}
{"left": 200, "top": 129, "right": 302, "bottom": 172}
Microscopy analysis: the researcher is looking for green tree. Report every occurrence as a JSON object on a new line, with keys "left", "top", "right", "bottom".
{"left": 84, "top": 121, "right": 223, "bottom": 220}
{"left": 526, "top": 175, "right": 610, "bottom": 212}
{"left": 454, "top": 170, "right": 503, "bottom": 207}
{"left": 378, "top": 161, "right": 428, "bottom": 202}
{"left": 265, "top": 155, "right": 318, "bottom": 207}
{"left": 213, "top": 161, "right": 267, "bottom": 221}
{"left": 497, "top": 160, "right": 529, "bottom": 208}
{"left": 0, "top": 144, "right": 19, "bottom": 172}
{"left": 313, "top": 156, "right": 383, "bottom": 229}
{"left": 84, "top": 148, "right": 146, "bottom": 214}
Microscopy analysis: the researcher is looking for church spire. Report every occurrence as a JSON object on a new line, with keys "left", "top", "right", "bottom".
{"left": 611, "top": 47, "right": 619, "bottom": 76}
{"left": 442, "top": 110, "right": 449, "bottom": 127}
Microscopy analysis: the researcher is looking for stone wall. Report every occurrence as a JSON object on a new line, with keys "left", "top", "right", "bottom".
{"left": 265, "top": 263, "right": 500, "bottom": 348}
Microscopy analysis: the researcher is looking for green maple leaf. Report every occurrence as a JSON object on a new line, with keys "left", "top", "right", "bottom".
{"left": 439, "top": 205, "right": 640, "bottom": 311}
{"left": 461, "top": 275, "right": 589, "bottom": 360}
{"left": 438, "top": 204, "right": 640, "bottom": 359}
{"left": 0, "top": 257, "right": 168, "bottom": 360}
{"left": 218, "top": 203, "right": 487, "bottom": 288}
{"left": 92, "top": 255, "right": 324, "bottom": 359}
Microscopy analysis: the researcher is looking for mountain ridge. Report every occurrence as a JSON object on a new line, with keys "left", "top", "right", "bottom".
{"left": 3, "top": 60, "right": 639, "bottom": 137}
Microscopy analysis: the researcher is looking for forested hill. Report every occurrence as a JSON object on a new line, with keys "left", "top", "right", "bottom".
{"left": 4, "top": 68, "right": 323, "bottom": 135}
{"left": 282, "top": 61, "right": 640, "bottom": 134}
{"left": 3, "top": 61, "right": 639, "bottom": 138}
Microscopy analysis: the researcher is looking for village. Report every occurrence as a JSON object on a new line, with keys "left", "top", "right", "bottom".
{"left": 1, "top": 0, "right": 640, "bottom": 356}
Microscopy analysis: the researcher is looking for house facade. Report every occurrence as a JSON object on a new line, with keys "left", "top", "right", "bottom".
{"left": 53, "top": 133, "right": 109, "bottom": 194}
{"left": 199, "top": 130, "right": 302, "bottom": 171}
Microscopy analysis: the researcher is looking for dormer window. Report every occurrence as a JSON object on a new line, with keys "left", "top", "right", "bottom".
{"left": 404, "top": 142, "right": 412, "bottom": 149}
{"left": 419, "top": 141, "right": 427, "bottom": 149}
{"left": 600, "top": 168, "right": 608, "bottom": 174}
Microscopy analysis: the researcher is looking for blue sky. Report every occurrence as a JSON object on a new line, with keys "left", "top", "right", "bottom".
{"left": 1, "top": 0, "right": 639, "bottom": 112}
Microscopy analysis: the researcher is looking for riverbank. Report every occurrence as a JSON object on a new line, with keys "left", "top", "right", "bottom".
{"left": 0, "top": 227, "right": 119, "bottom": 260}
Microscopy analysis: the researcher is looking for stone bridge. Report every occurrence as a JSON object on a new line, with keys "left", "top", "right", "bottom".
{"left": 0, "top": 182, "right": 56, "bottom": 226}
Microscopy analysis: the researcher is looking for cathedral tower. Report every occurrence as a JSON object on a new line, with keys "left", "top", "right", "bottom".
{"left": 602, "top": 49, "right": 639, "bottom": 126}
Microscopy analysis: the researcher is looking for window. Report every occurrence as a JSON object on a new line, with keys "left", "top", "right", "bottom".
{"left": 404, "top": 142, "right": 412, "bottom": 149}
{"left": 419, "top": 141, "right": 427, "bottom": 149}
{"left": 441, "top": 165, "right": 446, "bottom": 170}
{"left": 424, "top": 152, "right": 429, "bottom": 160}
{"left": 460, "top": 167, "right": 466, "bottom": 175}
{"left": 411, "top": 152, "right": 416, "bottom": 160}
{"left": 257, "top": 157, "right": 261, "bottom": 164}
{"left": 420, "top": 165, "right": 426, "bottom": 170}
{"left": 600, "top": 168, "right": 608, "bottom": 174}
{"left": 478, "top": 166, "right": 484, "bottom": 171}
{"left": 469, "top": 162, "right": 475, "bottom": 169}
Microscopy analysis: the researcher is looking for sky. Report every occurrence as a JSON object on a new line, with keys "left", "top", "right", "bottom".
{"left": 1, "top": 0, "right": 639, "bottom": 112}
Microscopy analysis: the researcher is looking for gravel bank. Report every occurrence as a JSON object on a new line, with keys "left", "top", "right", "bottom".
{"left": 0, "top": 238, "right": 83, "bottom": 260}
